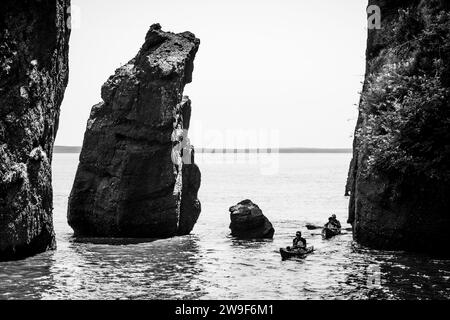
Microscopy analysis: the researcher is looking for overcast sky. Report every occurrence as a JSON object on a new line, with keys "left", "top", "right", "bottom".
{"left": 56, "top": 0, "right": 368, "bottom": 148}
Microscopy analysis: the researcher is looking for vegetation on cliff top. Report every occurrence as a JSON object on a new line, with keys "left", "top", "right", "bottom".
{"left": 359, "top": 2, "right": 450, "bottom": 181}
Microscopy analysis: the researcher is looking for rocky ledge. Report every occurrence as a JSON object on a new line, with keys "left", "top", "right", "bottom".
{"left": 0, "top": 0, "right": 71, "bottom": 261}
{"left": 229, "top": 200, "right": 275, "bottom": 239}
{"left": 67, "top": 24, "right": 201, "bottom": 238}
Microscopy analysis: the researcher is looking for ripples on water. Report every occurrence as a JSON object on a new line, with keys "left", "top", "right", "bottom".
{"left": 0, "top": 153, "right": 449, "bottom": 300}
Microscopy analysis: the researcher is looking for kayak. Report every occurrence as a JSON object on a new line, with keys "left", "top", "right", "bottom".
{"left": 279, "top": 246, "right": 314, "bottom": 260}
{"left": 322, "top": 227, "right": 341, "bottom": 239}
{"left": 305, "top": 223, "right": 320, "bottom": 230}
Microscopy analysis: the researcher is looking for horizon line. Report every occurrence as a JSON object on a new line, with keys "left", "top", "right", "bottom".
{"left": 54, "top": 146, "right": 352, "bottom": 154}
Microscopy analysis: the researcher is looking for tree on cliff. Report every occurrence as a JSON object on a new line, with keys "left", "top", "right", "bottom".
{"left": 347, "top": 0, "right": 450, "bottom": 254}
{"left": 359, "top": 3, "right": 450, "bottom": 182}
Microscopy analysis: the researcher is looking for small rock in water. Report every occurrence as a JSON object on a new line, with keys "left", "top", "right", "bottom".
{"left": 229, "top": 200, "right": 274, "bottom": 239}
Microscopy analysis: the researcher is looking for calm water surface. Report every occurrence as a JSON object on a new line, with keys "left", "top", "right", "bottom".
{"left": 0, "top": 153, "right": 449, "bottom": 300}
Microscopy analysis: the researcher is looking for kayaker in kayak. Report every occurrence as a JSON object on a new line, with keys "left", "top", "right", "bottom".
{"left": 292, "top": 231, "right": 307, "bottom": 249}
{"left": 280, "top": 231, "right": 314, "bottom": 259}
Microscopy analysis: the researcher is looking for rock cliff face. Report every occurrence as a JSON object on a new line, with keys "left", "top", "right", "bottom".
{"left": 347, "top": 0, "right": 450, "bottom": 254}
{"left": 229, "top": 200, "right": 275, "bottom": 239}
{"left": 0, "top": 0, "right": 71, "bottom": 260}
{"left": 68, "top": 24, "right": 201, "bottom": 238}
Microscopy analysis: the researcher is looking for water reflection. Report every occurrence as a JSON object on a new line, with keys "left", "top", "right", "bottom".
{"left": 58, "top": 235, "right": 205, "bottom": 299}
{"left": 0, "top": 251, "right": 57, "bottom": 300}
{"left": 0, "top": 235, "right": 207, "bottom": 300}
{"left": 1, "top": 229, "right": 449, "bottom": 300}
{"left": 229, "top": 238, "right": 274, "bottom": 249}
{"left": 71, "top": 237, "right": 158, "bottom": 245}
{"left": 1, "top": 153, "right": 449, "bottom": 300}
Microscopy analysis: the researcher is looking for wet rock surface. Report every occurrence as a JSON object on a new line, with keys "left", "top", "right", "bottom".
{"left": 229, "top": 200, "right": 275, "bottom": 239}
{"left": 0, "top": 0, "right": 71, "bottom": 261}
{"left": 347, "top": 0, "right": 450, "bottom": 254}
{"left": 68, "top": 24, "right": 201, "bottom": 238}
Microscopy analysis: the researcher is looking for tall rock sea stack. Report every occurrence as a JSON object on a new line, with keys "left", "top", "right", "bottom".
{"left": 0, "top": 0, "right": 71, "bottom": 260}
{"left": 347, "top": 0, "right": 450, "bottom": 254}
{"left": 68, "top": 24, "right": 201, "bottom": 238}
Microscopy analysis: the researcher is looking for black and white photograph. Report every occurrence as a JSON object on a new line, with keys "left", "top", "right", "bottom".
{"left": 0, "top": 0, "right": 449, "bottom": 308}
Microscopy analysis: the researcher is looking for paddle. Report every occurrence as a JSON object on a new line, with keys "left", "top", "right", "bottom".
{"left": 305, "top": 223, "right": 352, "bottom": 232}
{"left": 305, "top": 223, "right": 322, "bottom": 230}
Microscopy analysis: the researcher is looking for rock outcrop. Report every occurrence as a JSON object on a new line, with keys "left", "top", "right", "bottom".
{"left": 0, "top": 0, "right": 71, "bottom": 261}
{"left": 68, "top": 24, "right": 201, "bottom": 238}
{"left": 347, "top": 0, "right": 450, "bottom": 254}
{"left": 229, "top": 200, "right": 275, "bottom": 239}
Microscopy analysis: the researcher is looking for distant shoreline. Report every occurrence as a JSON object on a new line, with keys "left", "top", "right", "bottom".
{"left": 54, "top": 146, "right": 352, "bottom": 154}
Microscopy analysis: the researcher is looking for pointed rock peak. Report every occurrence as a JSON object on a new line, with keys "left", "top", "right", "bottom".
{"left": 149, "top": 23, "right": 162, "bottom": 31}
